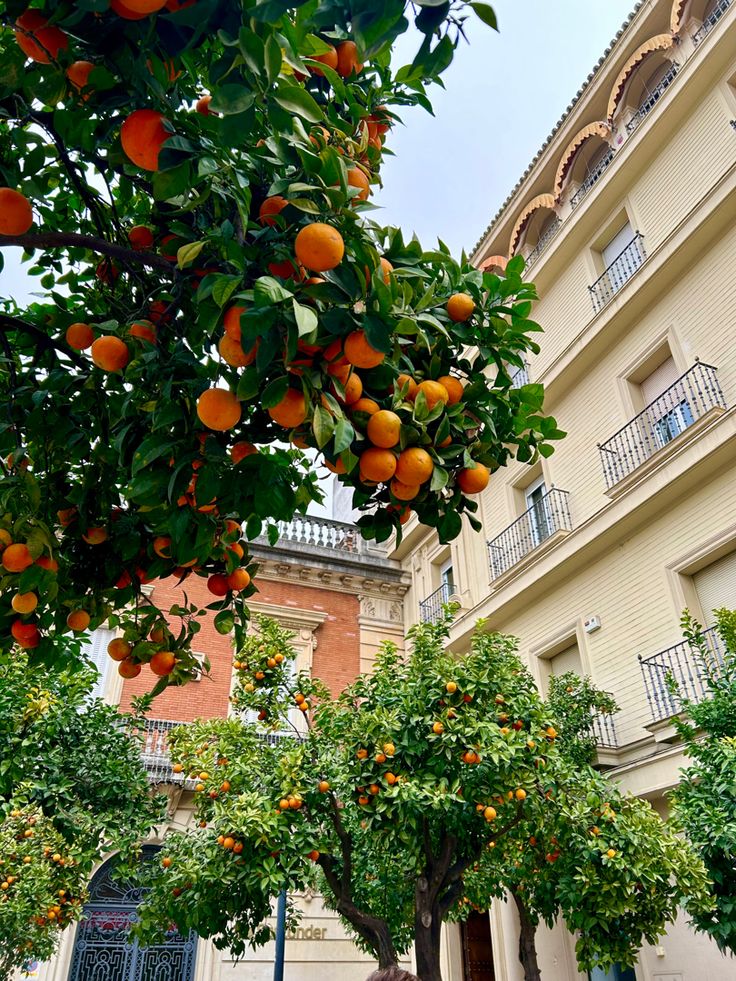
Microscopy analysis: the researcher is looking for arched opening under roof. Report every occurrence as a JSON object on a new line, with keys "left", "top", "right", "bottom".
{"left": 519, "top": 208, "right": 561, "bottom": 268}
{"left": 692, "top": 0, "right": 732, "bottom": 40}
{"left": 624, "top": 52, "right": 680, "bottom": 133}
{"left": 607, "top": 34, "right": 675, "bottom": 121}
{"left": 479, "top": 254, "right": 508, "bottom": 275}
{"left": 568, "top": 135, "right": 615, "bottom": 209}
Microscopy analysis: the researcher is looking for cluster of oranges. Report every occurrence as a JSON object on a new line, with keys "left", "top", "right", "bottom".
{"left": 353, "top": 741, "right": 400, "bottom": 806}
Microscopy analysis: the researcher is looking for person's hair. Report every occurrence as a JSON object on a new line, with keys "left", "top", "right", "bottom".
{"left": 366, "top": 969, "right": 420, "bottom": 981}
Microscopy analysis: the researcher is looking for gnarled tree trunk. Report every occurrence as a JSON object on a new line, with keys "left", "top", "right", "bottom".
{"left": 414, "top": 894, "right": 445, "bottom": 981}
{"left": 511, "top": 887, "right": 541, "bottom": 981}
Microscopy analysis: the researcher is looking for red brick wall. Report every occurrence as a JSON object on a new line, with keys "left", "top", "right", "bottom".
{"left": 118, "top": 574, "right": 361, "bottom": 722}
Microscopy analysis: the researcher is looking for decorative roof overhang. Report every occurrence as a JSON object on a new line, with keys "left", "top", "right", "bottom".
{"left": 478, "top": 254, "right": 508, "bottom": 273}
{"left": 508, "top": 193, "right": 556, "bottom": 256}
{"left": 670, "top": 0, "right": 688, "bottom": 33}
{"left": 553, "top": 121, "right": 612, "bottom": 199}
{"left": 607, "top": 34, "right": 675, "bottom": 120}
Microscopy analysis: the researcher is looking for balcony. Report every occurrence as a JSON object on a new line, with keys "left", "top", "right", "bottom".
{"left": 625, "top": 62, "right": 680, "bottom": 135}
{"left": 589, "top": 233, "right": 646, "bottom": 313}
{"left": 420, "top": 581, "right": 451, "bottom": 625}
{"left": 591, "top": 710, "right": 618, "bottom": 750}
{"left": 639, "top": 626, "right": 726, "bottom": 723}
{"left": 511, "top": 362, "right": 530, "bottom": 389}
{"left": 570, "top": 147, "right": 615, "bottom": 210}
{"left": 524, "top": 217, "right": 562, "bottom": 270}
{"left": 693, "top": 0, "right": 732, "bottom": 44}
{"left": 258, "top": 514, "right": 366, "bottom": 554}
{"left": 488, "top": 488, "right": 573, "bottom": 580}
{"left": 598, "top": 362, "right": 727, "bottom": 488}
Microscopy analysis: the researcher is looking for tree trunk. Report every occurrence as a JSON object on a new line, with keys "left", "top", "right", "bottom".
{"left": 414, "top": 899, "right": 445, "bottom": 981}
{"left": 511, "top": 888, "right": 542, "bottom": 981}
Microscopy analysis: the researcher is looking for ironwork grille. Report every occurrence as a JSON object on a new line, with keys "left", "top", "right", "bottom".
{"left": 570, "top": 148, "right": 615, "bottom": 209}
{"left": 487, "top": 488, "right": 572, "bottom": 580}
{"left": 639, "top": 626, "right": 727, "bottom": 722}
{"left": 598, "top": 362, "right": 726, "bottom": 488}
{"left": 510, "top": 363, "right": 530, "bottom": 389}
{"left": 524, "top": 216, "right": 562, "bottom": 269}
{"left": 419, "top": 581, "right": 451, "bottom": 625}
{"left": 591, "top": 710, "right": 618, "bottom": 749}
{"left": 693, "top": 0, "right": 732, "bottom": 43}
{"left": 589, "top": 233, "right": 646, "bottom": 313}
{"left": 626, "top": 62, "right": 680, "bottom": 134}
{"left": 68, "top": 848, "right": 197, "bottom": 981}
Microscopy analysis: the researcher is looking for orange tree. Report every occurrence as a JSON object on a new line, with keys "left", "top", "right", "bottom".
{"left": 669, "top": 609, "right": 736, "bottom": 955}
{"left": 0, "top": 0, "right": 562, "bottom": 691}
{"left": 460, "top": 674, "right": 710, "bottom": 981}
{"left": 0, "top": 649, "right": 163, "bottom": 974}
{"left": 132, "top": 615, "right": 709, "bottom": 981}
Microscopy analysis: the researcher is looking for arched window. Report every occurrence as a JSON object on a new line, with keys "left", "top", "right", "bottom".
{"left": 693, "top": 0, "right": 731, "bottom": 42}
{"left": 67, "top": 847, "right": 197, "bottom": 981}
{"left": 624, "top": 54, "right": 680, "bottom": 134}
{"left": 569, "top": 138, "right": 615, "bottom": 209}
{"left": 520, "top": 209, "right": 561, "bottom": 269}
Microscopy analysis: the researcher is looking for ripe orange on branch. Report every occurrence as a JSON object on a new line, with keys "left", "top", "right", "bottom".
{"left": 121, "top": 110, "right": 171, "bottom": 172}
{"left": 344, "top": 331, "right": 385, "bottom": 369}
{"left": 0, "top": 188, "right": 33, "bottom": 236}
{"left": 259, "top": 196, "right": 288, "bottom": 226}
{"left": 2, "top": 544, "right": 33, "bottom": 573}
{"left": 294, "top": 223, "right": 345, "bottom": 272}
{"left": 395, "top": 447, "right": 433, "bottom": 485}
{"left": 457, "top": 464, "right": 490, "bottom": 495}
{"left": 65, "top": 323, "right": 94, "bottom": 350}
{"left": 447, "top": 293, "right": 476, "bottom": 323}
{"left": 66, "top": 61, "right": 95, "bottom": 98}
{"left": 416, "top": 380, "right": 449, "bottom": 409}
{"left": 360, "top": 448, "right": 397, "bottom": 483}
{"left": 14, "top": 11, "right": 68, "bottom": 64}
{"left": 366, "top": 410, "right": 401, "bottom": 449}
{"left": 268, "top": 389, "right": 307, "bottom": 428}
{"left": 197, "top": 388, "right": 242, "bottom": 431}
{"left": 347, "top": 168, "right": 370, "bottom": 202}
{"left": 336, "top": 41, "right": 363, "bottom": 77}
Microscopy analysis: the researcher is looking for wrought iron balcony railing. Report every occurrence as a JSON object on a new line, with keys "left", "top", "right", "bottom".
{"left": 693, "top": 0, "right": 732, "bottom": 43}
{"left": 589, "top": 233, "right": 646, "bottom": 313}
{"left": 257, "top": 514, "right": 366, "bottom": 554}
{"left": 524, "top": 217, "right": 562, "bottom": 269}
{"left": 598, "top": 362, "right": 726, "bottom": 488}
{"left": 570, "top": 147, "right": 615, "bottom": 209}
{"left": 137, "top": 719, "right": 299, "bottom": 784}
{"left": 591, "top": 710, "right": 618, "bottom": 750}
{"left": 488, "top": 488, "right": 572, "bottom": 580}
{"left": 639, "top": 626, "right": 727, "bottom": 723}
{"left": 511, "top": 362, "right": 530, "bottom": 389}
{"left": 626, "top": 62, "right": 680, "bottom": 134}
{"left": 419, "top": 581, "right": 451, "bottom": 625}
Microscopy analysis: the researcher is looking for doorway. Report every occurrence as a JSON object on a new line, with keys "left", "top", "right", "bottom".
{"left": 67, "top": 847, "right": 197, "bottom": 981}
{"left": 461, "top": 910, "right": 496, "bottom": 981}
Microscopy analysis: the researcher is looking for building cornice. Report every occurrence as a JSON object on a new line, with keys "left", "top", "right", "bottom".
{"left": 254, "top": 555, "right": 411, "bottom": 599}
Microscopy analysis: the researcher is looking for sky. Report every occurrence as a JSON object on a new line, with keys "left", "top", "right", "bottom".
{"left": 376, "top": 0, "right": 636, "bottom": 256}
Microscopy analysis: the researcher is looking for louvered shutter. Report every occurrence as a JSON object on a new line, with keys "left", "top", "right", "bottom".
{"left": 82, "top": 627, "right": 116, "bottom": 701}
{"left": 694, "top": 552, "right": 736, "bottom": 627}
{"left": 640, "top": 356, "right": 679, "bottom": 406}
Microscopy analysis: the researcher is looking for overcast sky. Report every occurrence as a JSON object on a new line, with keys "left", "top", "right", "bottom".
{"left": 376, "top": 0, "right": 636, "bottom": 256}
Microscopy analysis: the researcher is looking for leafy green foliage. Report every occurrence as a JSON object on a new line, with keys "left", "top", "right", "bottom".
{"left": 670, "top": 609, "right": 736, "bottom": 954}
{"left": 0, "top": 651, "right": 164, "bottom": 973}
{"left": 546, "top": 672, "right": 618, "bottom": 767}
{"left": 0, "top": 0, "right": 564, "bottom": 691}
{"left": 133, "top": 614, "right": 707, "bottom": 980}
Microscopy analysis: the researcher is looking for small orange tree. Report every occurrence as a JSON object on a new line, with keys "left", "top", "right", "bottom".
{"left": 134, "top": 616, "right": 708, "bottom": 981}
{"left": 0, "top": 0, "right": 562, "bottom": 690}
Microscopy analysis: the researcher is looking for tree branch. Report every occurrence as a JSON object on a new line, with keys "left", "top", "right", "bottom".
{"left": 0, "top": 313, "right": 87, "bottom": 369}
{"left": 1, "top": 233, "right": 175, "bottom": 273}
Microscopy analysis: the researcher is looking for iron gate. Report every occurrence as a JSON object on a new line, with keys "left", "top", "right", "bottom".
{"left": 68, "top": 847, "right": 197, "bottom": 981}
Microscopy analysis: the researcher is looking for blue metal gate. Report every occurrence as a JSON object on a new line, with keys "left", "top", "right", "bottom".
{"left": 68, "top": 847, "right": 197, "bottom": 981}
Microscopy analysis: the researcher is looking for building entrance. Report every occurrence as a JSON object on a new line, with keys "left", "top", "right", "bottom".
{"left": 461, "top": 910, "right": 496, "bottom": 981}
{"left": 67, "top": 847, "right": 197, "bottom": 981}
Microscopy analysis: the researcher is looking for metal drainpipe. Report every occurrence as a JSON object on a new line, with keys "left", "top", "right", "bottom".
{"left": 273, "top": 889, "right": 287, "bottom": 981}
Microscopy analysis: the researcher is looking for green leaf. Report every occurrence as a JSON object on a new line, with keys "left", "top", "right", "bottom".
{"left": 470, "top": 2, "right": 498, "bottom": 30}
{"left": 292, "top": 299, "right": 318, "bottom": 337}
{"left": 214, "top": 610, "right": 235, "bottom": 634}
{"left": 312, "top": 406, "right": 335, "bottom": 449}
{"left": 212, "top": 276, "right": 242, "bottom": 308}
{"left": 210, "top": 85, "right": 256, "bottom": 115}
{"left": 260, "top": 376, "right": 289, "bottom": 408}
{"left": 333, "top": 416, "right": 355, "bottom": 455}
{"left": 273, "top": 81, "right": 323, "bottom": 123}
{"left": 237, "top": 367, "right": 260, "bottom": 401}
{"left": 265, "top": 34, "right": 283, "bottom": 85}
{"left": 255, "top": 277, "right": 293, "bottom": 304}
{"left": 176, "top": 241, "right": 205, "bottom": 270}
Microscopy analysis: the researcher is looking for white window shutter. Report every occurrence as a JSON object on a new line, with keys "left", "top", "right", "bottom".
{"left": 81, "top": 627, "right": 116, "bottom": 701}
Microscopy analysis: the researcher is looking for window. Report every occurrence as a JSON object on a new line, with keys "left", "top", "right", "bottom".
{"left": 440, "top": 559, "right": 455, "bottom": 594}
{"left": 541, "top": 641, "right": 583, "bottom": 696}
{"left": 524, "top": 476, "right": 551, "bottom": 548}
{"left": 639, "top": 356, "right": 693, "bottom": 447}
{"left": 589, "top": 965, "right": 636, "bottom": 981}
{"left": 601, "top": 221, "right": 641, "bottom": 292}
{"left": 693, "top": 550, "right": 736, "bottom": 627}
